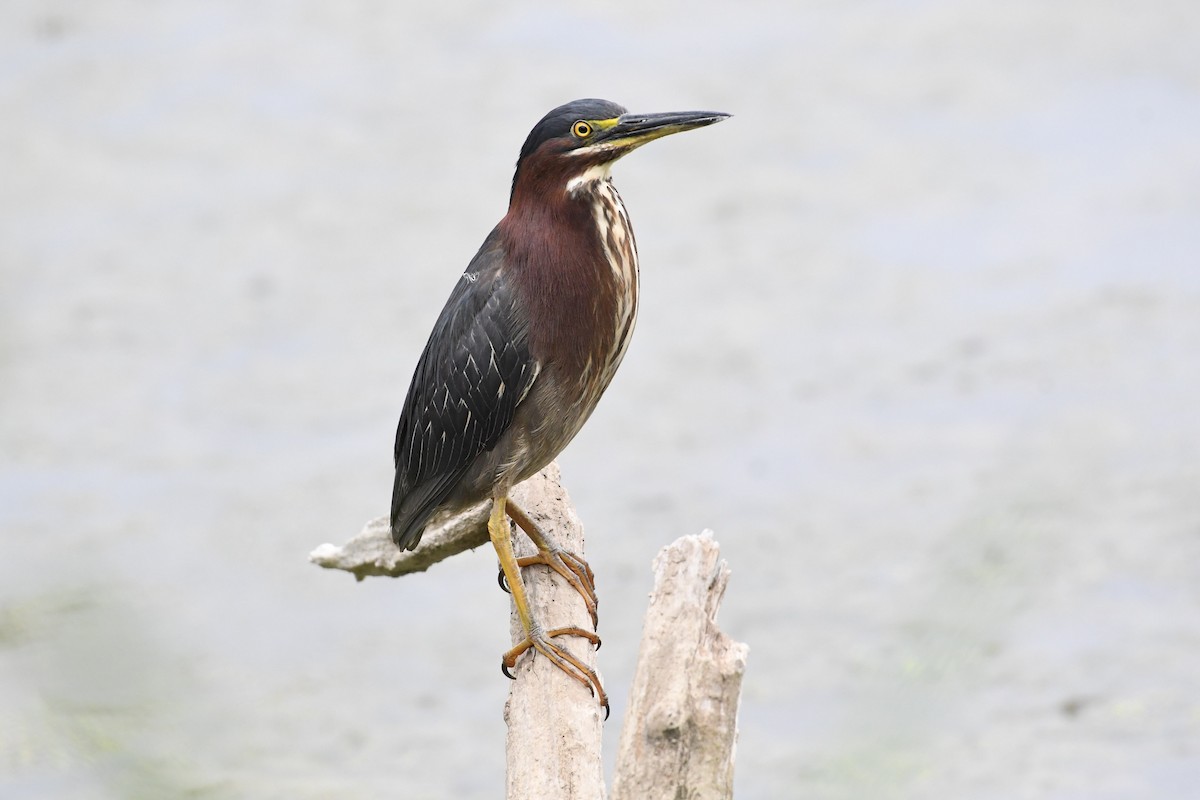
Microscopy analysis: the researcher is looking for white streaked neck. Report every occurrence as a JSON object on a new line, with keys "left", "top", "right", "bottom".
{"left": 565, "top": 162, "right": 614, "bottom": 195}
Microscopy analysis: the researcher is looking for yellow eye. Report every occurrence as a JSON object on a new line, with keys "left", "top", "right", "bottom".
{"left": 572, "top": 120, "right": 593, "bottom": 138}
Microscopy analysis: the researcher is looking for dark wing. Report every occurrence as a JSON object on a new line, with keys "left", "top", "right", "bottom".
{"left": 390, "top": 228, "right": 537, "bottom": 550}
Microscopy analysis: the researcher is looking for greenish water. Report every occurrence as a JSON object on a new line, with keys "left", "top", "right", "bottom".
{"left": 3, "top": 1, "right": 1200, "bottom": 797}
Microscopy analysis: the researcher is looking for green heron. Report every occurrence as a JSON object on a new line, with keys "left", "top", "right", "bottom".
{"left": 390, "top": 99, "right": 729, "bottom": 713}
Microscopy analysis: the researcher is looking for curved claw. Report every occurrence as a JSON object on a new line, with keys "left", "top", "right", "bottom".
{"left": 502, "top": 662, "right": 516, "bottom": 680}
{"left": 497, "top": 568, "right": 510, "bottom": 594}
{"left": 501, "top": 626, "right": 607, "bottom": 711}
{"left": 515, "top": 549, "right": 599, "bottom": 629}
{"left": 505, "top": 501, "right": 600, "bottom": 628}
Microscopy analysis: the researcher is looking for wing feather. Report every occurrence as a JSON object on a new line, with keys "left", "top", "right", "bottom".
{"left": 389, "top": 229, "right": 536, "bottom": 550}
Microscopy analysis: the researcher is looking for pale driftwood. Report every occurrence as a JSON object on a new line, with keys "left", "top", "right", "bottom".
{"left": 309, "top": 463, "right": 604, "bottom": 799}
{"left": 309, "top": 500, "right": 490, "bottom": 580}
{"left": 611, "top": 532, "right": 749, "bottom": 800}
{"left": 310, "top": 466, "right": 744, "bottom": 800}
{"left": 504, "top": 466, "right": 605, "bottom": 800}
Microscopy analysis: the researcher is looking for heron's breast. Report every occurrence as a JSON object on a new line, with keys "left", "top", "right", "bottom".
{"left": 582, "top": 180, "right": 640, "bottom": 404}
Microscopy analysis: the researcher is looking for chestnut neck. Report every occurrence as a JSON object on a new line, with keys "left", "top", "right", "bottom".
{"left": 499, "top": 152, "right": 626, "bottom": 376}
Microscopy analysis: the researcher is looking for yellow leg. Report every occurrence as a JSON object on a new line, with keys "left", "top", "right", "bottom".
{"left": 507, "top": 498, "right": 599, "bottom": 628}
{"left": 488, "top": 496, "right": 608, "bottom": 715}
{"left": 490, "top": 497, "right": 533, "bottom": 631}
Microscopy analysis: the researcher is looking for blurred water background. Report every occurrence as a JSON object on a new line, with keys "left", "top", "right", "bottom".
{"left": 3, "top": 1, "right": 1199, "bottom": 797}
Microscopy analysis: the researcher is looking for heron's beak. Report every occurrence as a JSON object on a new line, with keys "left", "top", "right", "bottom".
{"left": 596, "top": 110, "right": 731, "bottom": 150}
